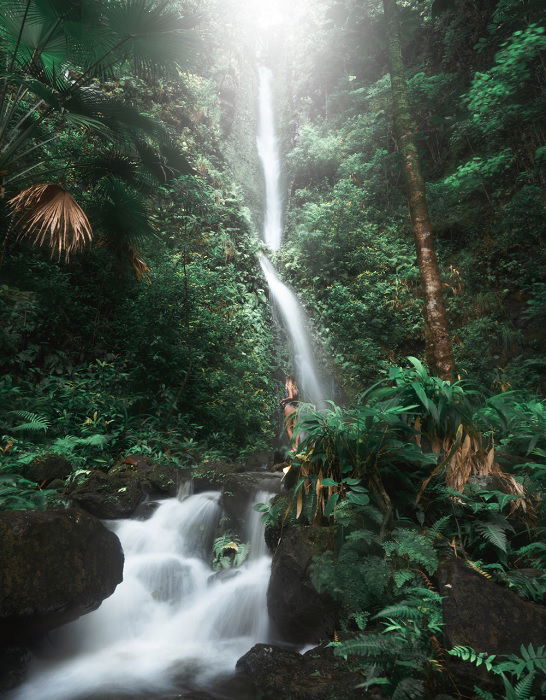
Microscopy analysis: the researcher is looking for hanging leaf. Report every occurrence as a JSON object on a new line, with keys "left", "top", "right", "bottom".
{"left": 324, "top": 493, "right": 339, "bottom": 518}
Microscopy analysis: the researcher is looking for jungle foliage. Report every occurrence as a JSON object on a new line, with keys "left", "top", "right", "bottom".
{"left": 275, "top": 0, "right": 545, "bottom": 395}
{"left": 0, "top": 0, "right": 277, "bottom": 498}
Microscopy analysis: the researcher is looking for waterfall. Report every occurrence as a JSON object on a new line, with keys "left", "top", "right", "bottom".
{"left": 10, "top": 491, "right": 273, "bottom": 699}
{"left": 257, "top": 65, "right": 327, "bottom": 406}
{"left": 256, "top": 66, "right": 283, "bottom": 252}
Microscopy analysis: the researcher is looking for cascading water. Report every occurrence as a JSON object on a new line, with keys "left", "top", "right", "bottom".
{"left": 256, "top": 66, "right": 283, "bottom": 252}
{"left": 259, "top": 255, "right": 325, "bottom": 406}
{"left": 256, "top": 66, "right": 327, "bottom": 406}
{"left": 10, "top": 490, "right": 274, "bottom": 699}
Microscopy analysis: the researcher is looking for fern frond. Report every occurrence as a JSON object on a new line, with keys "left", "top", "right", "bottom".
{"left": 475, "top": 519, "right": 509, "bottom": 552}
{"left": 512, "top": 671, "right": 535, "bottom": 700}
{"left": 337, "top": 633, "right": 394, "bottom": 658}
{"left": 10, "top": 411, "right": 49, "bottom": 433}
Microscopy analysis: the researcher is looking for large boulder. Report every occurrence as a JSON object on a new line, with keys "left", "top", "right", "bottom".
{"left": 242, "top": 451, "right": 275, "bottom": 472}
{"left": 438, "top": 557, "right": 546, "bottom": 693}
{"left": 221, "top": 472, "right": 282, "bottom": 539}
{"left": 267, "top": 526, "right": 338, "bottom": 644}
{"left": 236, "top": 643, "right": 370, "bottom": 700}
{"left": 67, "top": 469, "right": 144, "bottom": 519}
{"left": 109, "top": 455, "right": 187, "bottom": 498}
{"left": 67, "top": 456, "right": 189, "bottom": 519}
{"left": 439, "top": 557, "right": 546, "bottom": 654}
{"left": 22, "top": 453, "right": 72, "bottom": 484}
{"left": 0, "top": 508, "right": 123, "bottom": 644}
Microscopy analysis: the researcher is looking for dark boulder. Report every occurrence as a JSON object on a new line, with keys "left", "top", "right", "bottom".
{"left": 22, "top": 453, "right": 72, "bottom": 484}
{"left": 242, "top": 451, "right": 275, "bottom": 472}
{"left": 267, "top": 526, "right": 338, "bottom": 644}
{"left": 0, "top": 508, "right": 123, "bottom": 644}
{"left": 66, "top": 456, "right": 188, "bottom": 519}
{"left": 221, "top": 472, "right": 282, "bottom": 539}
{"left": 68, "top": 469, "right": 144, "bottom": 519}
{"left": 0, "top": 646, "right": 31, "bottom": 693}
{"left": 109, "top": 455, "right": 187, "bottom": 498}
{"left": 236, "top": 643, "right": 369, "bottom": 699}
{"left": 438, "top": 557, "right": 546, "bottom": 693}
{"left": 192, "top": 460, "right": 245, "bottom": 493}
{"left": 132, "top": 500, "right": 161, "bottom": 521}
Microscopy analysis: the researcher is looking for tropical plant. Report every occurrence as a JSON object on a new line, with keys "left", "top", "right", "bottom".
{"left": 448, "top": 643, "right": 546, "bottom": 700}
{"left": 211, "top": 534, "right": 249, "bottom": 571}
{"left": 0, "top": 473, "right": 56, "bottom": 510}
{"left": 0, "top": 0, "right": 196, "bottom": 262}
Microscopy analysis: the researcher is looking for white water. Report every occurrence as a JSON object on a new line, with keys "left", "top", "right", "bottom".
{"left": 11, "top": 491, "right": 273, "bottom": 699}
{"left": 259, "top": 254, "right": 325, "bottom": 406}
{"left": 257, "top": 65, "right": 327, "bottom": 406}
{"left": 256, "top": 66, "right": 283, "bottom": 251}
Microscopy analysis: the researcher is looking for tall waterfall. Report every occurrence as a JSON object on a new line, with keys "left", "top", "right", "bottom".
{"left": 10, "top": 491, "right": 273, "bottom": 699}
{"left": 257, "top": 66, "right": 326, "bottom": 406}
{"left": 256, "top": 66, "right": 283, "bottom": 252}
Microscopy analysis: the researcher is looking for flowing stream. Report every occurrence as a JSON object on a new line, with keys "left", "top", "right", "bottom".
{"left": 256, "top": 66, "right": 327, "bottom": 406}
{"left": 11, "top": 491, "right": 273, "bottom": 699}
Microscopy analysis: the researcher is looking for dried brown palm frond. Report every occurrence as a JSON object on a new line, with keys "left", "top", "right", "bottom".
{"left": 418, "top": 425, "right": 526, "bottom": 510}
{"left": 128, "top": 245, "right": 151, "bottom": 281}
{"left": 8, "top": 184, "right": 93, "bottom": 261}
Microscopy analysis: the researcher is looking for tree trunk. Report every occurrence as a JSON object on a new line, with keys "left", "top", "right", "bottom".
{"left": 383, "top": 0, "right": 454, "bottom": 381}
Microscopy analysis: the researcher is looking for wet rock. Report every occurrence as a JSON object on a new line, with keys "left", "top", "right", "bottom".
{"left": 22, "top": 453, "right": 72, "bottom": 484}
{"left": 66, "top": 456, "right": 189, "bottom": 519}
{"left": 68, "top": 469, "right": 144, "bottom": 519}
{"left": 0, "top": 508, "right": 123, "bottom": 644}
{"left": 109, "top": 454, "right": 187, "bottom": 498}
{"left": 236, "top": 643, "right": 369, "bottom": 699}
{"left": 267, "top": 526, "right": 338, "bottom": 644}
{"left": 132, "top": 500, "right": 161, "bottom": 521}
{"left": 192, "top": 460, "right": 245, "bottom": 493}
{"left": 221, "top": 472, "right": 282, "bottom": 539}
{"left": 0, "top": 645, "right": 31, "bottom": 693}
{"left": 438, "top": 557, "right": 546, "bottom": 693}
{"left": 242, "top": 451, "right": 275, "bottom": 472}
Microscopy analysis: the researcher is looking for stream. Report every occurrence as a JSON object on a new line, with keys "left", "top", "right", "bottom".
{"left": 10, "top": 490, "right": 273, "bottom": 699}
{"left": 11, "top": 63, "right": 326, "bottom": 699}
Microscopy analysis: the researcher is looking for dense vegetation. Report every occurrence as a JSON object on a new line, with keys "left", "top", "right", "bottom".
{"left": 0, "top": 0, "right": 277, "bottom": 492}
{"left": 0, "top": 0, "right": 545, "bottom": 698}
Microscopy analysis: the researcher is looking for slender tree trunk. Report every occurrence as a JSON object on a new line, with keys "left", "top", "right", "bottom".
{"left": 383, "top": 0, "right": 454, "bottom": 381}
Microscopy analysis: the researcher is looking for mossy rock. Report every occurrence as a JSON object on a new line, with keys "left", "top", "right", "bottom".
{"left": 0, "top": 508, "right": 123, "bottom": 644}
{"left": 22, "top": 453, "right": 72, "bottom": 485}
{"left": 236, "top": 643, "right": 369, "bottom": 699}
{"left": 109, "top": 454, "right": 188, "bottom": 498}
{"left": 267, "top": 526, "right": 338, "bottom": 644}
{"left": 68, "top": 469, "right": 144, "bottom": 519}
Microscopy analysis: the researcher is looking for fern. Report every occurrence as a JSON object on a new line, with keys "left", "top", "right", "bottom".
{"left": 475, "top": 517, "right": 511, "bottom": 553}
{"left": 509, "top": 672, "right": 535, "bottom": 700}
{"left": 428, "top": 514, "right": 452, "bottom": 536}
{"left": 383, "top": 528, "right": 438, "bottom": 575}
{"left": 336, "top": 633, "right": 394, "bottom": 659}
{"left": 9, "top": 411, "right": 49, "bottom": 433}
{"left": 448, "top": 646, "right": 497, "bottom": 671}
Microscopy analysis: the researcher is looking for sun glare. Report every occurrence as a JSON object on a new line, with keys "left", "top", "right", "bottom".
{"left": 250, "top": 0, "right": 287, "bottom": 29}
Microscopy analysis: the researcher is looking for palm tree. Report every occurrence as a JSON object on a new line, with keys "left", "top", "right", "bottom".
{"left": 0, "top": 0, "right": 197, "bottom": 265}
{"left": 382, "top": 0, "right": 454, "bottom": 381}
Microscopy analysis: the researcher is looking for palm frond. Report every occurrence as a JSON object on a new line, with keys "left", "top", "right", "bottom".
{"left": 8, "top": 183, "right": 92, "bottom": 260}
